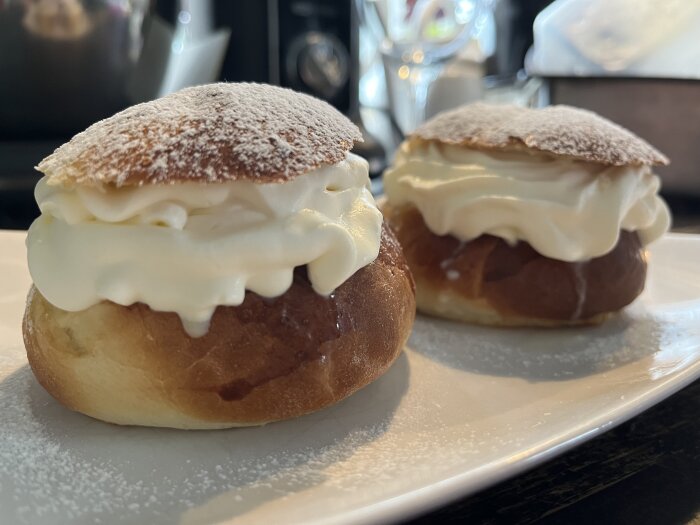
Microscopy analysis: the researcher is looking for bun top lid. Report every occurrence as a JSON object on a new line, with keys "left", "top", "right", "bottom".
{"left": 409, "top": 103, "right": 668, "bottom": 167}
{"left": 38, "top": 83, "right": 364, "bottom": 187}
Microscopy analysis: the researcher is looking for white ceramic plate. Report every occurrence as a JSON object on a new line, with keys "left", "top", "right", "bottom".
{"left": 1, "top": 230, "right": 699, "bottom": 525}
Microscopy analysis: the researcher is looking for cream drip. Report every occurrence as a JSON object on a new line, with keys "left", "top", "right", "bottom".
{"left": 27, "top": 153, "right": 382, "bottom": 337}
{"left": 383, "top": 141, "right": 670, "bottom": 262}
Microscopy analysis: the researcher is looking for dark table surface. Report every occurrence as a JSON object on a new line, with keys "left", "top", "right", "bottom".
{"left": 404, "top": 377, "right": 700, "bottom": 525}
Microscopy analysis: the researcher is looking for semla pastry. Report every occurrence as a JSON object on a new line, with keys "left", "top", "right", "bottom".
{"left": 382, "top": 103, "right": 670, "bottom": 327}
{"left": 23, "top": 83, "right": 416, "bottom": 429}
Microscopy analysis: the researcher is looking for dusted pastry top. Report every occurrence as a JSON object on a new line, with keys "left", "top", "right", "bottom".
{"left": 409, "top": 103, "right": 668, "bottom": 167}
{"left": 383, "top": 141, "right": 670, "bottom": 262}
{"left": 37, "top": 83, "right": 363, "bottom": 187}
{"left": 27, "top": 153, "right": 382, "bottom": 337}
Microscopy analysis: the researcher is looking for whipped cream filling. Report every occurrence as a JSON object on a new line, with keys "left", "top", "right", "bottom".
{"left": 383, "top": 141, "right": 671, "bottom": 261}
{"left": 27, "top": 153, "right": 382, "bottom": 337}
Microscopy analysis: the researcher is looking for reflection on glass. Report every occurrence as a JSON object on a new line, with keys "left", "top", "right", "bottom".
{"left": 357, "top": 0, "right": 486, "bottom": 133}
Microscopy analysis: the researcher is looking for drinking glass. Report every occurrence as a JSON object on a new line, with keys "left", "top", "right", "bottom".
{"left": 357, "top": 0, "right": 487, "bottom": 133}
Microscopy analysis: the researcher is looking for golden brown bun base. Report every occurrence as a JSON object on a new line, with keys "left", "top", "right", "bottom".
{"left": 383, "top": 204, "right": 646, "bottom": 327}
{"left": 23, "top": 225, "right": 416, "bottom": 429}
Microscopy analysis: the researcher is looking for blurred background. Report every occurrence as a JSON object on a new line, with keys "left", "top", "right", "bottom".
{"left": 1, "top": 0, "right": 699, "bottom": 229}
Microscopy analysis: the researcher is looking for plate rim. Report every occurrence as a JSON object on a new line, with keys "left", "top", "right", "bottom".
{"left": 306, "top": 357, "right": 700, "bottom": 525}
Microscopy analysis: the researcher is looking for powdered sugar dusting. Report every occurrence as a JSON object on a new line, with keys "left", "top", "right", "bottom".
{"left": 0, "top": 365, "right": 393, "bottom": 524}
{"left": 407, "top": 306, "right": 685, "bottom": 381}
{"left": 570, "top": 262, "right": 587, "bottom": 321}
{"left": 38, "top": 83, "right": 363, "bottom": 188}
{"left": 411, "top": 103, "right": 668, "bottom": 167}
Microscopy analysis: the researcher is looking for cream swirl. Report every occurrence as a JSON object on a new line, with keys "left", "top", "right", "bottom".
{"left": 383, "top": 141, "right": 670, "bottom": 261}
{"left": 27, "top": 153, "right": 382, "bottom": 337}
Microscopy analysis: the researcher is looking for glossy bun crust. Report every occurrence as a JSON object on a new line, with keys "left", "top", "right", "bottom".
{"left": 383, "top": 204, "right": 646, "bottom": 327}
{"left": 23, "top": 225, "right": 415, "bottom": 429}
